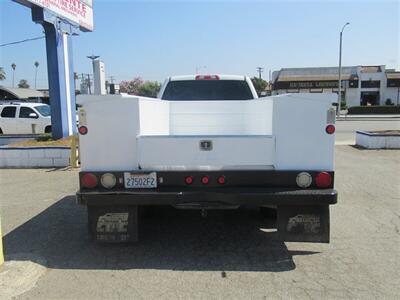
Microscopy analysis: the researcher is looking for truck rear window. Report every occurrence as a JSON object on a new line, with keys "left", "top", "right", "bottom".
{"left": 161, "top": 80, "right": 254, "bottom": 100}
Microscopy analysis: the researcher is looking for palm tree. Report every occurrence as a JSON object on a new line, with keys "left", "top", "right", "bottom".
{"left": 11, "top": 63, "right": 16, "bottom": 87}
{"left": 0, "top": 67, "right": 5, "bottom": 81}
{"left": 34, "top": 61, "right": 39, "bottom": 88}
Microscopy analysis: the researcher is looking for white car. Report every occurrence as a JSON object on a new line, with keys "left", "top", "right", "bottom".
{"left": 0, "top": 102, "right": 52, "bottom": 135}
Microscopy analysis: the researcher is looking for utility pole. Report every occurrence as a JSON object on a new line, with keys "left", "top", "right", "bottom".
{"left": 256, "top": 67, "right": 264, "bottom": 79}
{"left": 337, "top": 22, "right": 350, "bottom": 116}
{"left": 87, "top": 74, "right": 92, "bottom": 94}
{"left": 11, "top": 63, "right": 16, "bottom": 88}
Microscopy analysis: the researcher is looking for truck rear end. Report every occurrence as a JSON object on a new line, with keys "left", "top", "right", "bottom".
{"left": 76, "top": 76, "right": 337, "bottom": 244}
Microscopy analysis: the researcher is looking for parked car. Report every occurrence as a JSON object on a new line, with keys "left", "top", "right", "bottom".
{"left": 0, "top": 102, "right": 51, "bottom": 134}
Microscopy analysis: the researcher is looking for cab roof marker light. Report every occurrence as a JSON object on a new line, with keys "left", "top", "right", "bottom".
{"left": 195, "top": 75, "right": 220, "bottom": 80}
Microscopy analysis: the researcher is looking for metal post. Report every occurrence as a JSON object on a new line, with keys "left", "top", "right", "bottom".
{"left": 32, "top": 7, "right": 78, "bottom": 139}
{"left": 338, "top": 31, "right": 342, "bottom": 115}
{"left": 337, "top": 22, "right": 350, "bottom": 116}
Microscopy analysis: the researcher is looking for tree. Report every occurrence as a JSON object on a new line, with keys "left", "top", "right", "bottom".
{"left": 18, "top": 79, "right": 30, "bottom": 88}
{"left": 251, "top": 77, "right": 268, "bottom": 96}
{"left": 119, "top": 77, "right": 143, "bottom": 94}
{"left": 119, "top": 77, "right": 161, "bottom": 98}
{"left": 138, "top": 81, "right": 161, "bottom": 98}
{"left": 0, "top": 67, "right": 5, "bottom": 81}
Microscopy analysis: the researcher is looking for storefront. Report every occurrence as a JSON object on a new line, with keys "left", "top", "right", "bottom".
{"left": 272, "top": 65, "right": 400, "bottom": 107}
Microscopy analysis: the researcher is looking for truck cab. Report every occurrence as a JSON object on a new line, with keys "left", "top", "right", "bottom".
{"left": 158, "top": 75, "right": 258, "bottom": 100}
{"left": 77, "top": 75, "right": 338, "bottom": 244}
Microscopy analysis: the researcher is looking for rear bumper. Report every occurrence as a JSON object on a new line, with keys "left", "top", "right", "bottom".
{"left": 77, "top": 187, "right": 337, "bottom": 207}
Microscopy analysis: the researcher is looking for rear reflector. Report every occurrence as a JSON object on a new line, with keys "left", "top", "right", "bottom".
{"left": 315, "top": 172, "right": 332, "bottom": 188}
{"left": 100, "top": 173, "right": 116, "bottom": 189}
{"left": 217, "top": 176, "right": 226, "bottom": 185}
{"left": 195, "top": 75, "right": 220, "bottom": 80}
{"left": 296, "top": 172, "right": 312, "bottom": 188}
{"left": 325, "top": 125, "right": 335, "bottom": 134}
{"left": 201, "top": 176, "right": 209, "bottom": 184}
{"left": 185, "top": 176, "right": 193, "bottom": 185}
{"left": 78, "top": 126, "right": 88, "bottom": 135}
{"left": 81, "top": 173, "right": 98, "bottom": 188}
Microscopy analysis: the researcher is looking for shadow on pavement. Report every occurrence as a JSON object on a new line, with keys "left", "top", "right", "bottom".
{"left": 4, "top": 196, "right": 318, "bottom": 272}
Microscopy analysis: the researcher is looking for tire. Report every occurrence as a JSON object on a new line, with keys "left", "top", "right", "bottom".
{"left": 44, "top": 126, "right": 52, "bottom": 134}
{"left": 0, "top": 128, "right": 3, "bottom": 134}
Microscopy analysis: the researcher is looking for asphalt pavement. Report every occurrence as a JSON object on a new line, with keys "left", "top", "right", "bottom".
{"left": 0, "top": 145, "right": 399, "bottom": 299}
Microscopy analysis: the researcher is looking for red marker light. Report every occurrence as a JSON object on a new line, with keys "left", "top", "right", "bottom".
{"left": 81, "top": 173, "right": 98, "bottom": 188}
{"left": 78, "top": 126, "right": 88, "bottom": 135}
{"left": 325, "top": 125, "right": 335, "bottom": 134}
{"left": 201, "top": 176, "right": 209, "bottom": 185}
{"left": 185, "top": 176, "right": 193, "bottom": 185}
{"left": 195, "top": 75, "right": 220, "bottom": 80}
{"left": 217, "top": 176, "right": 226, "bottom": 185}
{"left": 315, "top": 172, "right": 332, "bottom": 188}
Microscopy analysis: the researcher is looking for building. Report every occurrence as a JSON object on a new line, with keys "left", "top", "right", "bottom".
{"left": 272, "top": 65, "right": 400, "bottom": 107}
{"left": 0, "top": 86, "right": 46, "bottom": 103}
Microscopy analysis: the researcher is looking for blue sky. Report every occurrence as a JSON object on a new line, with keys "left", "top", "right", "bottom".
{"left": 0, "top": 0, "right": 399, "bottom": 88}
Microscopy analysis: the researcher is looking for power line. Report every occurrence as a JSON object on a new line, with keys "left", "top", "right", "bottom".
{"left": 0, "top": 36, "right": 45, "bottom": 47}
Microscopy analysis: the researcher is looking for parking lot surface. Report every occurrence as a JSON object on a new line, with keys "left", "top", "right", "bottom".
{"left": 0, "top": 146, "right": 399, "bottom": 299}
{"left": 335, "top": 119, "right": 400, "bottom": 144}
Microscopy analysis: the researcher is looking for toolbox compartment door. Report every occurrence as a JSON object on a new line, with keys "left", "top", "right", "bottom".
{"left": 137, "top": 135, "right": 275, "bottom": 171}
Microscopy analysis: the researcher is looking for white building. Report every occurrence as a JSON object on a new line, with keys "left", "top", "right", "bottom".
{"left": 272, "top": 66, "right": 400, "bottom": 107}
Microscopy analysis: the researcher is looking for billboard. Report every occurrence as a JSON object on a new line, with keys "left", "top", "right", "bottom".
{"left": 15, "top": 0, "right": 93, "bottom": 31}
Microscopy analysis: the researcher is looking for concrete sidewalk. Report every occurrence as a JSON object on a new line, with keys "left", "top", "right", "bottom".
{"left": 337, "top": 114, "right": 400, "bottom": 121}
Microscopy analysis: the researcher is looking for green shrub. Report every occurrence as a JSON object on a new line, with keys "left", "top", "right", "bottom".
{"left": 347, "top": 106, "right": 400, "bottom": 115}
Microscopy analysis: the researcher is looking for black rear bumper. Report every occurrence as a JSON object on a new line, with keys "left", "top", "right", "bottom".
{"left": 77, "top": 187, "right": 337, "bottom": 207}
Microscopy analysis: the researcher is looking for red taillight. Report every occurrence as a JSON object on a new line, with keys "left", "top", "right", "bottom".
{"left": 185, "top": 176, "right": 193, "bottom": 185}
{"left": 195, "top": 75, "right": 220, "bottom": 80}
{"left": 201, "top": 176, "right": 209, "bottom": 185}
{"left": 325, "top": 125, "right": 335, "bottom": 134}
{"left": 217, "top": 176, "right": 226, "bottom": 185}
{"left": 78, "top": 126, "right": 88, "bottom": 135}
{"left": 315, "top": 172, "right": 332, "bottom": 188}
{"left": 81, "top": 173, "right": 98, "bottom": 188}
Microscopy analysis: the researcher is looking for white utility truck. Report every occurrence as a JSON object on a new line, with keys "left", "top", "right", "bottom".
{"left": 77, "top": 75, "right": 338, "bottom": 243}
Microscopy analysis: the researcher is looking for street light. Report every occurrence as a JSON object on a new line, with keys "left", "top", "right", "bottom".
{"left": 337, "top": 22, "right": 350, "bottom": 116}
{"left": 11, "top": 63, "right": 16, "bottom": 88}
{"left": 34, "top": 61, "right": 39, "bottom": 89}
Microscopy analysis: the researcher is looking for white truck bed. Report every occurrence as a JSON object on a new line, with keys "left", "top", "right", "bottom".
{"left": 77, "top": 93, "right": 337, "bottom": 172}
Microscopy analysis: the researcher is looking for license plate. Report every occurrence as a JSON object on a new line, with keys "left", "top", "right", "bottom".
{"left": 124, "top": 172, "right": 157, "bottom": 189}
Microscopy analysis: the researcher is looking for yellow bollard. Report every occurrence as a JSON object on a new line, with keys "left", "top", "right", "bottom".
{"left": 0, "top": 214, "right": 4, "bottom": 266}
{"left": 70, "top": 134, "right": 79, "bottom": 168}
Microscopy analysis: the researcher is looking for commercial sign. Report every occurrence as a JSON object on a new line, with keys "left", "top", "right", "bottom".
{"left": 274, "top": 81, "right": 339, "bottom": 90}
{"left": 15, "top": 0, "right": 93, "bottom": 31}
{"left": 274, "top": 79, "right": 360, "bottom": 90}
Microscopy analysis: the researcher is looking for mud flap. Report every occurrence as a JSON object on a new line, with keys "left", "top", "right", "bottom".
{"left": 277, "top": 205, "right": 330, "bottom": 243}
{"left": 87, "top": 206, "right": 138, "bottom": 243}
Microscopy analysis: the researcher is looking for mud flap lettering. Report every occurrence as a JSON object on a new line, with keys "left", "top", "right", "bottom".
{"left": 88, "top": 206, "right": 138, "bottom": 243}
{"left": 277, "top": 205, "right": 330, "bottom": 243}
